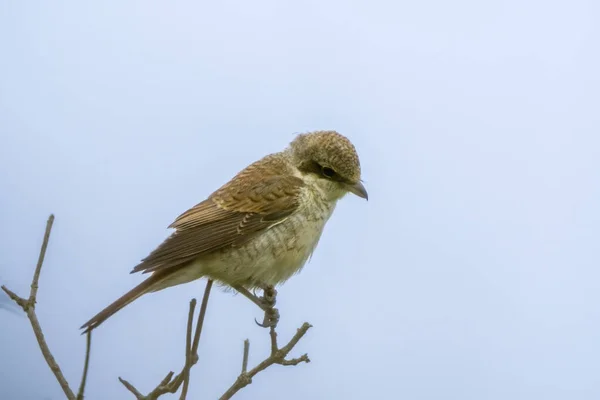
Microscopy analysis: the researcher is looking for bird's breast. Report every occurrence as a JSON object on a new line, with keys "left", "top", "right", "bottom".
{"left": 208, "top": 195, "right": 336, "bottom": 288}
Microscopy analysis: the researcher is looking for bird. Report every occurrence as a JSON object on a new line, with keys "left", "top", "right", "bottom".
{"left": 81, "top": 130, "right": 367, "bottom": 332}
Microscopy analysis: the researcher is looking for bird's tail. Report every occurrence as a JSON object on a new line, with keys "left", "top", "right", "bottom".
{"left": 80, "top": 270, "right": 172, "bottom": 333}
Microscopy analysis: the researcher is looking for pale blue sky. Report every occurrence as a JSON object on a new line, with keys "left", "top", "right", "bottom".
{"left": 1, "top": 1, "right": 599, "bottom": 399}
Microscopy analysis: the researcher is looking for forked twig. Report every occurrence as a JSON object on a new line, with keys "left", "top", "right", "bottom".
{"left": 219, "top": 323, "right": 312, "bottom": 400}
{"left": 119, "top": 279, "right": 213, "bottom": 399}
{"left": 1, "top": 215, "right": 93, "bottom": 400}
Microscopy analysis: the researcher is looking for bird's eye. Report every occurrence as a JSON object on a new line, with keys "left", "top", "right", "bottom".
{"left": 321, "top": 166, "right": 336, "bottom": 178}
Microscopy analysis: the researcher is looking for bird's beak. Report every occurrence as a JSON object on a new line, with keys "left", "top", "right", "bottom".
{"left": 347, "top": 181, "right": 368, "bottom": 200}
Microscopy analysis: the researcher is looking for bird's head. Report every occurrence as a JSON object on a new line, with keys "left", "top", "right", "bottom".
{"left": 289, "top": 130, "right": 368, "bottom": 201}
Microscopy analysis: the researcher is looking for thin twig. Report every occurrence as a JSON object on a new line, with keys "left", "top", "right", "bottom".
{"left": 219, "top": 322, "right": 312, "bottom": 400}
{"left": 167, "top": 279, "right": 214, "bottom": 392}
{"left": 1, "top": 286, "right": 26, "bottom": 309}
{"left": 1, "top": 214, "right": 77, "bottom": 400}
{"left": 241, "top": 339, "right": 250, "bottom": 374}
{"left": 119, "top": 377, "right": 145, "bottom": 398}
{"left": 27, "top": 304, "right": 77, "bottom": 400}
{"left": 191, "top": 279, "right": 213, "bottom": 355}
{"left": 29, "top": 214, "right": 55, "bottom": 302}
{"left": 179, "top": 299, "right": 197, "bottom": 400}
{"left": 76, "top": 331, "right": 92, "bottom": 400}
{"left": 269, "top": 326, "right": 278, "bottom": 354}
{"left": 118, "top": 279, "right": 213, "bottom": 399}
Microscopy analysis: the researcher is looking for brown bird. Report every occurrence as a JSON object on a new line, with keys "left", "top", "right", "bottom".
{"left": 81, "top": 130, "right": 367, "bottom": 332}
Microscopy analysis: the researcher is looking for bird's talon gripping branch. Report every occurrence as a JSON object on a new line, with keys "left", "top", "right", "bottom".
{"left": 254, "top": 307, "right": 280, "bottom": 328}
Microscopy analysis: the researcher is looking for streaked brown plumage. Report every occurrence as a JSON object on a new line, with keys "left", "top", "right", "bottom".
{"left": 81, "top": 130, "right": 367, "bottom": 332}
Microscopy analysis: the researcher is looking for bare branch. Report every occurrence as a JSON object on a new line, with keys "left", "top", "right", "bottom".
{"left": 2, "top": 285, "right": 26, "bottom": 308}
{"left": 191, "top": 279, "right": 213, "bottom": 355}
{"left": 269, "top": 325, "right": 279, "bottom": 354}
{"left": 5, "top": 214, "right": 316, "bottom": 400}
{"left": 241, "top": 339, "right": 250, "bottom": 374}
{"left": 219, "top": 323, "right": 312, "bottom": 400}
{"left": 77, "top": 331, "right": 93, "bottom": 400}
{"left": 27, "top": 303, "right": 77, "bottom": 399}
{"left": 179, "top": 299, "right": 197, "bottom": 400}
{"left": 118, "top": 279, "right": 213, "bottom": 399}
{"left": 119, "top": 376, "right": 145, "bottom": 398}
{"left": 1, "top": 214, "right": 78, "bottom": 400}
{"left": 29, "top": 214, "right": 55, "bottom": 302}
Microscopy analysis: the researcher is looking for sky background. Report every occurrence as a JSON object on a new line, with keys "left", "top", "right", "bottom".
{"left": 1, "top": 1, "right": 599, "bottom": 399}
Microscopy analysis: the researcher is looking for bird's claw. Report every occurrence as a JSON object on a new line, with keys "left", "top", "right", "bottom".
{"left": 254, "top": 306, "right": 280, "bottom": 328}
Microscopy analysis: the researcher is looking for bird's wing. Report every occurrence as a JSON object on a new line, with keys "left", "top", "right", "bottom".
{"left": 130, "top": 173, "right": 305, "bottom": 274}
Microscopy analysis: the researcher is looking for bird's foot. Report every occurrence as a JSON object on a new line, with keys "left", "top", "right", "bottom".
{"left": 253, "top": 285, "right": 278, "bottom": 328}
{"left": 255, "top": 306, "right": 280, "bottom": 328}
{"left": 234, "top": 284, "right": 280, "bottom": 328}
{"left": 251, "top": 285, "right": 277, "bottom": 309}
